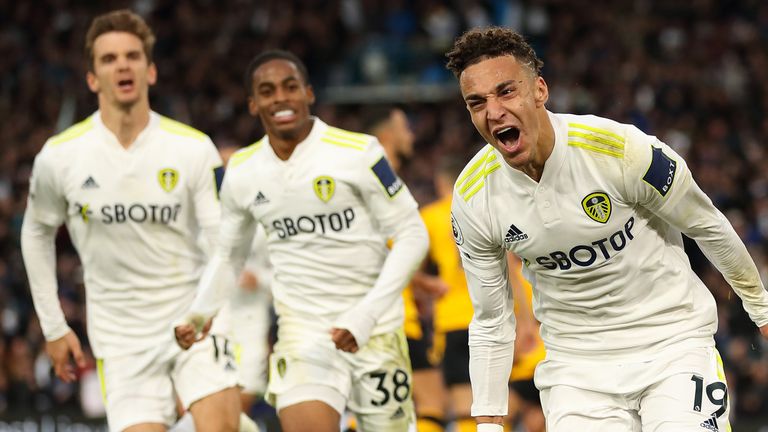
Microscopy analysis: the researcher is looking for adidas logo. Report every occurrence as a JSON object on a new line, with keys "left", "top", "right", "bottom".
{"left": 253, "top": 191, "right": 270, "bottom": 205}
{"left": 700, "top": 414, "right": 719, "bottom": 431}
{"left": 504, "top": 224, "right": 528, "bottom": 243}
{"left": 81, "top": 176, "right": 99, "bottom": 189}
{"left": 389, "top": 406, "right": 405, "bottom": 420}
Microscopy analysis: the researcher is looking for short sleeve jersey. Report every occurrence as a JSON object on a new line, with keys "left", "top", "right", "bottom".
{"left": 452, "top": 112, "right": 731, "bottom": 361}
{"left": 26, "top": 112, "right": 223, "bottom": 357}
{"left": 219, "top": 118, "right": 419, "bottom": 335}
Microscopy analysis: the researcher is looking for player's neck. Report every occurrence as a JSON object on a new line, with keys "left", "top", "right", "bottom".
{"left": 99, "top": 100, "right": 151, "bottom": 149}
{"left": 268, "top": 118, "right": 314, "bottom": 160}
{"left": 520, "top": 110, "right": 555, "bottom": 182}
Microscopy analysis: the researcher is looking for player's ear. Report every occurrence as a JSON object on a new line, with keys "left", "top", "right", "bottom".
{"left": 86, "top": 71, "right": 99, "bottom": 93}
{"left": 248, "top": 97, "right": 258, "bottom": 116}
{"left": 534, "top": 76, "right": 548, "bottom": 108}
{"left": 147, "top": 62, "right": 157, "bottom": 86}
{"left": 306, "top": 84, "right": 316, "bottom": 105}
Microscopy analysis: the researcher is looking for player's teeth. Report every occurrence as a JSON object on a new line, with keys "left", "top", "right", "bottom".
{"left": 274, "top": 110, "right": 294, "bottom": 118}
{"left": 497, "top": 127, "right": 512, "bottom": 135}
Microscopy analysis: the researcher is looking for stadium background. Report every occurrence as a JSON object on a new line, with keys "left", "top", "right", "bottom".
{"left": 1, "top": 0, "right": 768, "bottom": 430}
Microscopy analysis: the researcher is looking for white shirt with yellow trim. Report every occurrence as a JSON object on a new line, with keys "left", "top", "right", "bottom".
{"left": 22, "top": 111, "right": 223, "bottom": 358}
{"left": 452, "top": 111, "right": 768, "bottom": 416}
{"left": 190, "top": 117, "right": 428, "bottom": 348}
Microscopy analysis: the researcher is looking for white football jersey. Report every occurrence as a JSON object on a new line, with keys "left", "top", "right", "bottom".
{"left": 452, "top": 112, "right": 768, "bottom": 411}
{"left": 215, "top": 118, "right": 420, "bottom": 338}
{"left": 26, "top": 111, "right": 223, "bottom": 357}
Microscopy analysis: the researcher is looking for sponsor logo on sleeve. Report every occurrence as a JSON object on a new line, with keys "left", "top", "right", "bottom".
{"left": 371, "top": 157, "right": 403, "bottom": 198}
{"left": 642, "top": 146, "right": 677, "bottom": 197}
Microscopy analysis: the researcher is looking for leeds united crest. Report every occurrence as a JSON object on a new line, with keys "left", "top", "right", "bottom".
{"left": 313, "top": 176, "right": 335, "bottom": 203}
{"left": 582, "top": 192, "right": 611, "bottom": 223}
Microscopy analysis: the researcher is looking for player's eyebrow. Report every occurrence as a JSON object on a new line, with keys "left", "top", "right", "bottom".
{"left": 464, "top": 80, "right": 519, "bottom": 101}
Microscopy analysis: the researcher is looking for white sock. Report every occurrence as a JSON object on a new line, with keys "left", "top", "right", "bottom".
{"left": 169, "top": 412, "right": 196, "bottom": 432}
{"left": 239, "top": 413, "right": 261, "bottom": 432}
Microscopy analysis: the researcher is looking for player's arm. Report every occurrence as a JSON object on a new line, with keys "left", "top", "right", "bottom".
{"left": 331, "top": 144, "right": 428, "bottom": 351}
{"left": 624, "top": 127, "right": 768, "bottom": 337}
{"left": 20, "top": 146, "right": 85, "bottom": 382}
{"left": 452, "top": 191, "right": 514, "bottom": 429}
{"left": 176, "top": 167, "right": 257, "bottom": 348}
{"left": 191, "top": 138, "right": 225, "bottom": 255}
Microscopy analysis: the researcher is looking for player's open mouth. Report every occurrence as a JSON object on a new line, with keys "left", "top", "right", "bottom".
{"left": 493, "top": 126, "right": 521, "bottom": 151}
{"left": 273, "top": 109, "right": 297, "bottom": 123}
{"left": 117, "top": 79, "right": 134, "bottom": 92}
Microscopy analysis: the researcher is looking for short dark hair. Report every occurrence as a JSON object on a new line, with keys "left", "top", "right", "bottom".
{"left": 362, "top": 105, "right": 397, "bottom": 135}
{"left": 445, "top": 26, "right": 543, "bottom": 78}
{"left": 85, "top": 9, "right": 155, "bottom": 72}
{"left": 244, "top": 50, "right": 310, "bottom": 96}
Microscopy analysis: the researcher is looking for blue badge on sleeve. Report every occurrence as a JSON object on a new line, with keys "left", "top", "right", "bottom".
{"left": 213, "top": 166, "right": 225, "bottom": 195}
{"left": 642, "top": 146, "right": 677, "bottom": 197}
{"left": 371, "top": 157, "right": 403, "bottom": 197}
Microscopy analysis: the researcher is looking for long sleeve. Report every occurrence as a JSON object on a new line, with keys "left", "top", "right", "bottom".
{"left": 623, "top": 126, "right": 768, "bottom": 327}
{"left": 21, "top": 144, "right": 70, "bottom": 341}
{"left": 187, "top": 168, "right": 257, "bottom": 320}
{"left": 333, "top": 143, "right": 428, "bottom": 347}
{"left": 452, "top": 190, "right": 515, "bottom": 417}
{"left": 21, "top": 214, "right": 70, "bottom": 341}
{"left": 333, "top": 206, "right": 428, "bottom": 347}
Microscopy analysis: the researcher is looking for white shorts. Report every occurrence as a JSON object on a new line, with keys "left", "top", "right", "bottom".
{"left": 97, "top": 333, "right": 239, "bottom": 431}
{"left": 538, "top": 346, "right": 730, "bottom": 432}
{"left": 266, "top": 326, "right": 415, "bottom": 432}
{"left": 230, "top": 290, "right": 271, "bottom": 395}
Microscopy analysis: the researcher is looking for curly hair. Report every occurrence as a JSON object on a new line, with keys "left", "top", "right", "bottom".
{"left": 85, "top": 10, "right": 155, "bottom": 72}
{"left": 446, "top": 26, "right": 543, "bottom": 78}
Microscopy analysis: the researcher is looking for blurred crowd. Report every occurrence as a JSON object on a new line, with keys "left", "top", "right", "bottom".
{"left": 1, "top": 0, "right": 768, "bottom": 427}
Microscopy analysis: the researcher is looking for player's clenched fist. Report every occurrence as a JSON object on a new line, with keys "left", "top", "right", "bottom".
{"left": 330, "top": 327, "right": 359, "bottom": 353}
{"left": 174, "top": 314, "right": 212, "bottom": 350}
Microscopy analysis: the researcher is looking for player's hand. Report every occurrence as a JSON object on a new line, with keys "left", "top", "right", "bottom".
{"left": 514, "top": 317, "right": 539, "bottom": 355}
{"left": 411, "top": 273, "right": 449, "bottom": 298}
{"left": 330, "top": 328, "right": 359, "bottom": 353}
{"left": 239, "top": 270, "right": 259, "bottom": 292}
{"left": 760, "top": 323, "right": 768, "bottom": 340}
{"left": 46, "top": 330, "right": 86, "bottom": 383}
{"left": 174, "top": 315, "right": 212, "bottom": 350}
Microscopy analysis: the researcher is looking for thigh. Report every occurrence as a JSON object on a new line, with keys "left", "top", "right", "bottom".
{"left": 265, "top": 341, "right": 351, "bottom": 413}
{"left": 189, "top": 386, "right": 240, "bottom": 432}
{"left": 279, "top": 399, "right": 342, "bottom": 432}
{"left": 540, "top": 385, "right": 641, "bottom": 432}
{"left": 172, "top": 333, "right": 239, "bottom": 409}
{"left": 231, "top": 303, "right": 270, "bottom": 396}
{"left": 99, "top": 351, "right": 176, "bottom": 431}
{"left": 639, "top": 348, "right": 730, "bottom": 432}
{"left": 349, "top": 329, "right": 415, "bottom": 432}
